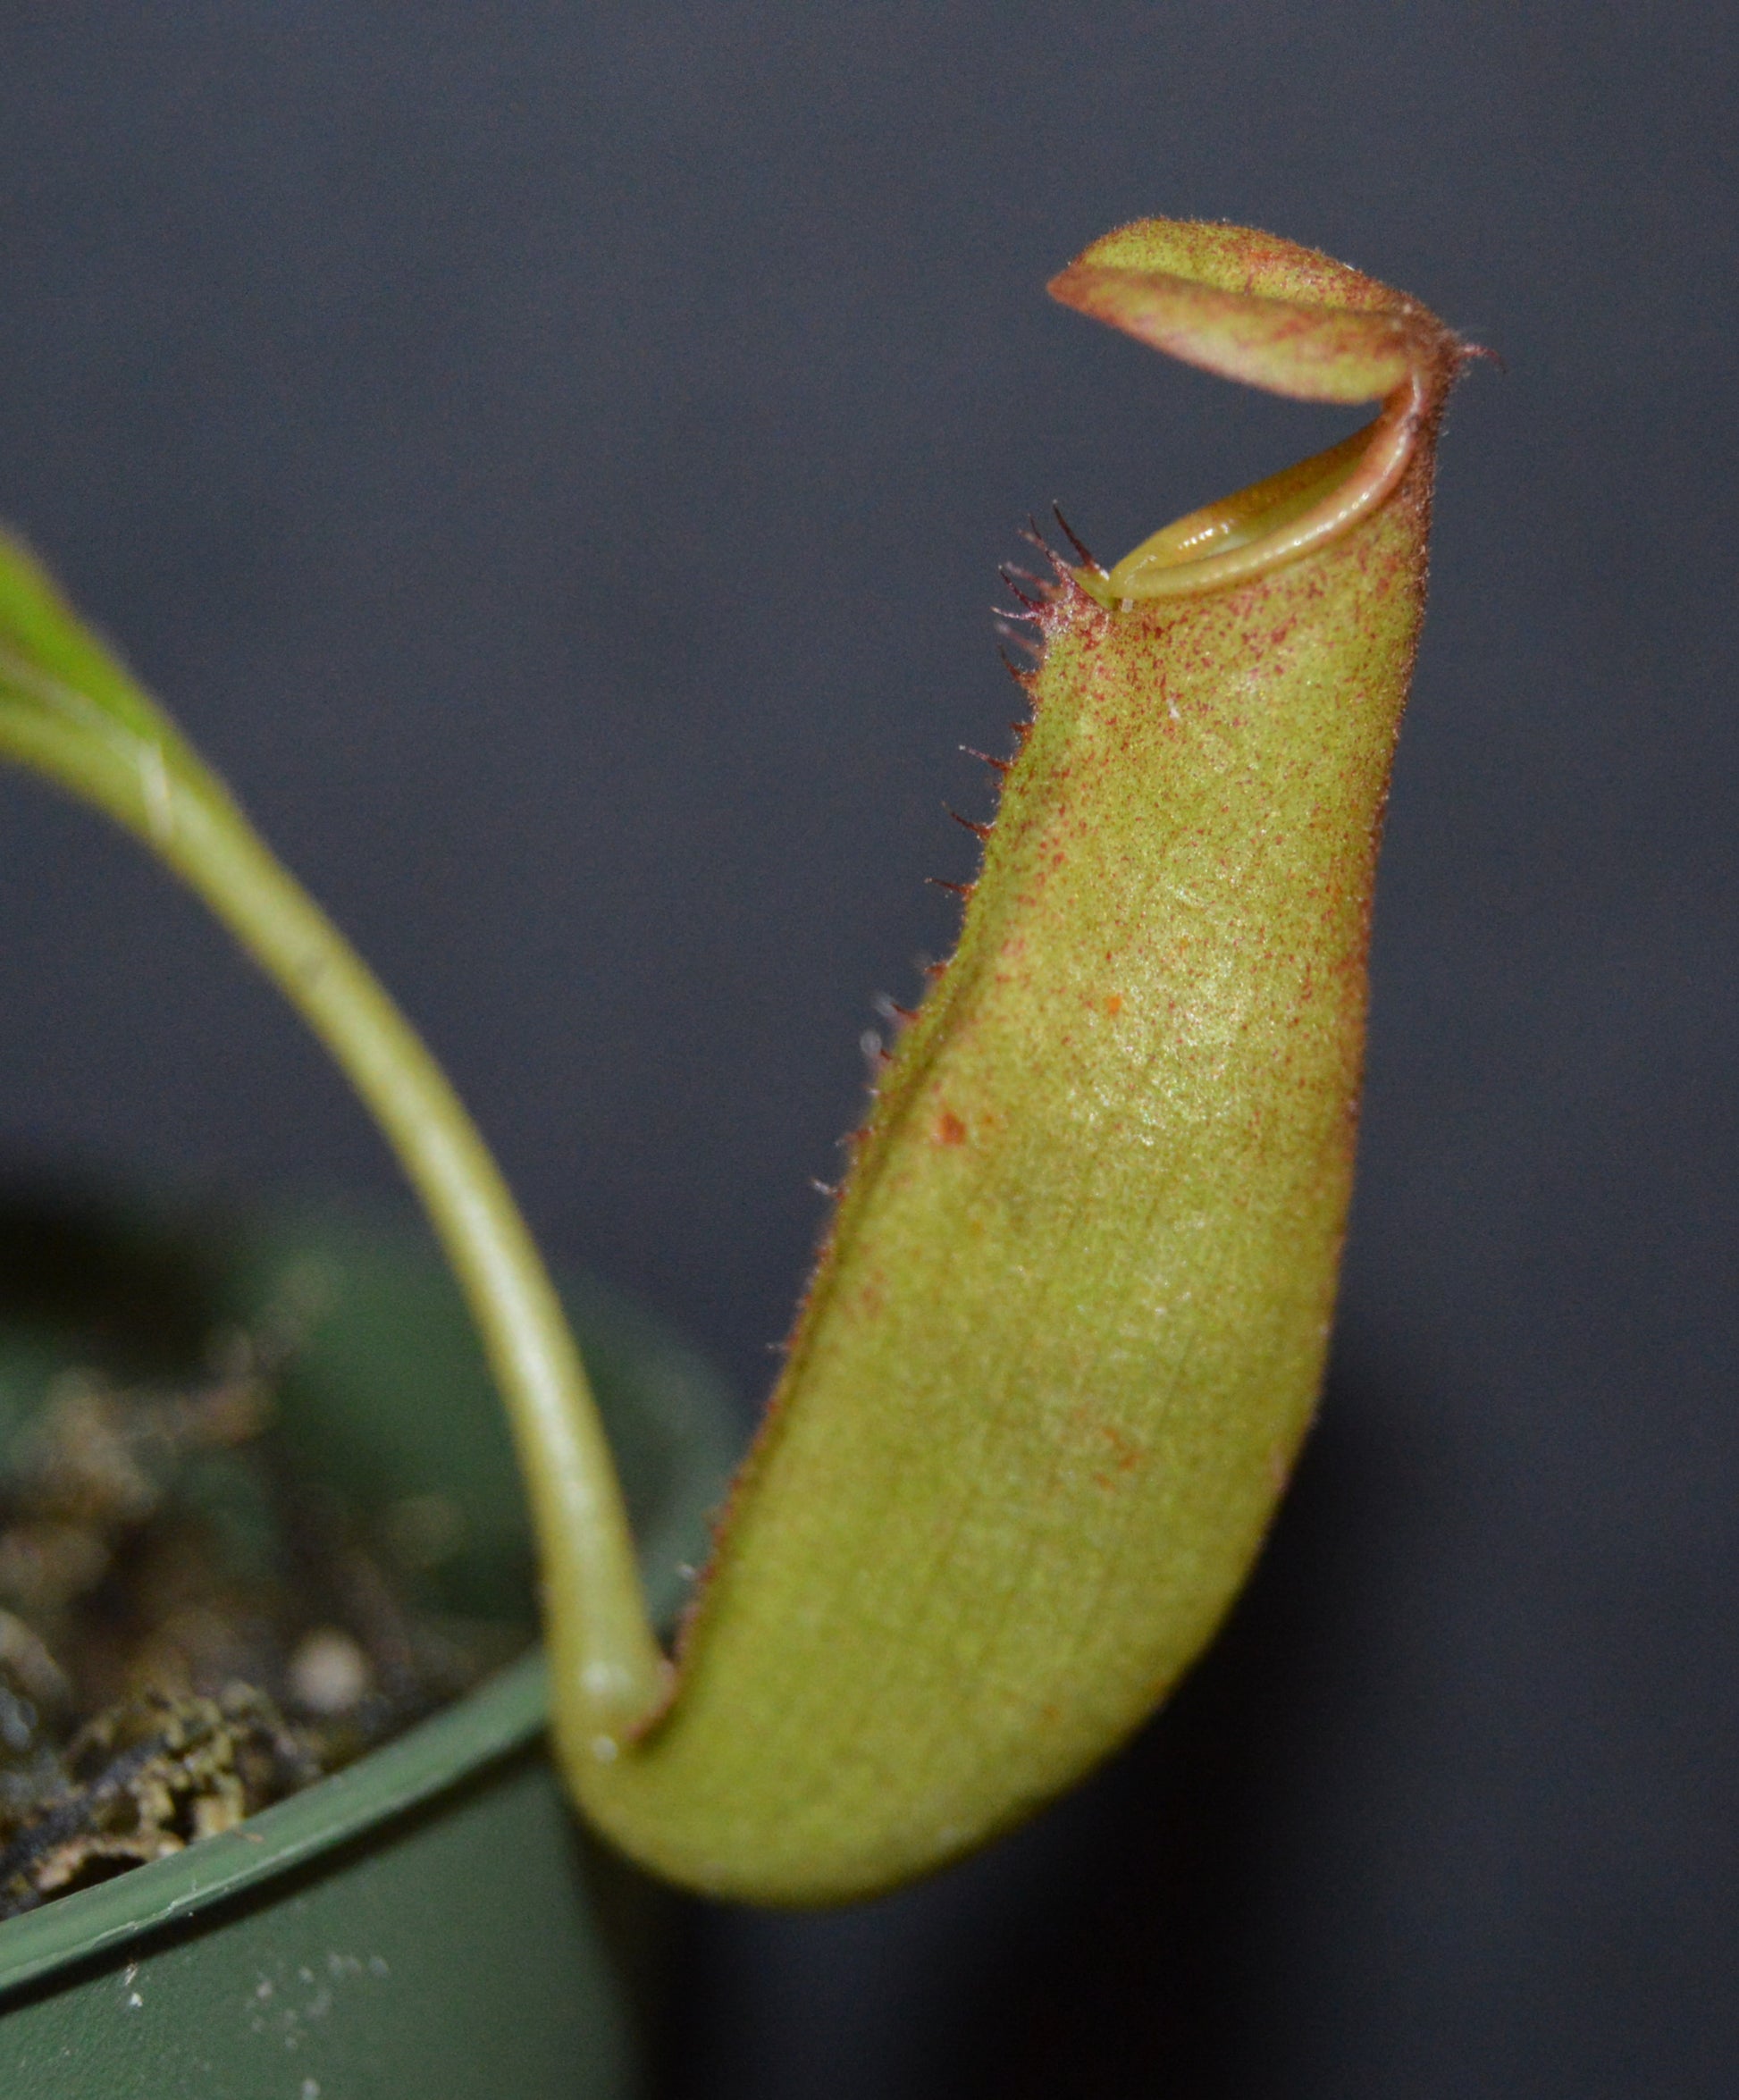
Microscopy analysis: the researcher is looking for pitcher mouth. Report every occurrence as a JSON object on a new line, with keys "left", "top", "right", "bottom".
{"left": 1077, "top": 369, "right": 1430, "bottom": 607}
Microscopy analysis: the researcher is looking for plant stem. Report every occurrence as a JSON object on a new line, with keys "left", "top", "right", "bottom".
{"left": 0, "top": 701, "right": 671, "bottom": 1746}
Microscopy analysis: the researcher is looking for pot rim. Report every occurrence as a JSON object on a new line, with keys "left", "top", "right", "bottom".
{"left": 0, "top": 1648, "right": 549, "bottom": 2002}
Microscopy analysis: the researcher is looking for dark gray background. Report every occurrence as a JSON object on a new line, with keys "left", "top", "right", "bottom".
{"left": 1, "top": 6, "right": 1735, "bottom": 2094}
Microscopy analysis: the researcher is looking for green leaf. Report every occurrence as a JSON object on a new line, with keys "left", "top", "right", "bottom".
{"left": 0, "top": 533, "right": 214, "bottom": 836}
{"left": 570, "top": 218, "right": 1470, "bottom": 1903}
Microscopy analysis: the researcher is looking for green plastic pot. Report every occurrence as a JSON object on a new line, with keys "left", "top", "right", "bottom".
{"left": 0, "top": 1199, "right": 741, "bottom": 2098}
